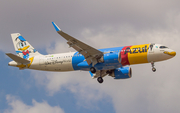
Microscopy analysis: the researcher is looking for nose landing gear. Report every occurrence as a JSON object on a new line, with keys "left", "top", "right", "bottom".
{"left": 151, "top": 62, "right": 156, "bottom": 72}
{"left": 152, "top": 67, "right": 156, "bottom": 72}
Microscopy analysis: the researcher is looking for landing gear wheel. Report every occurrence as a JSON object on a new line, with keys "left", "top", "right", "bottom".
{"left": 90, "top": 67, "right": 96, "bottom": 73}
{"left": 151, "top": 62, "right": 156, "bottom": 72}
{"left": 97, "top": 77, "right": 103, "bottom": 83}
{"left": 152, "top": 67, "right": 156, "bottom": 72}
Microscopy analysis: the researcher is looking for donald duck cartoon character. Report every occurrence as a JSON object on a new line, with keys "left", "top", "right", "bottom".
{"left": 15, "top": 36, "right": 30, "bottom": 59}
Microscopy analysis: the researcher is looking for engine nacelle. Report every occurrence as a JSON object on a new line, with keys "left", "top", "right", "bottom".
{"left": 110, "top": 67, "right": 132, "bottom": 79}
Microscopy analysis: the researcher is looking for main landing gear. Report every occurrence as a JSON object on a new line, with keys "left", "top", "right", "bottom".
{"left": 90, "top": 67, "right": 96, "bottom": 73}
{"left": 97, "top": 77, "right": 103, "bottom": 83}
{"left": 90, "top": 67, "right": 104, "bottom": 83}
{"left": 151, "top": 62, "right": 156, "bottom": 72}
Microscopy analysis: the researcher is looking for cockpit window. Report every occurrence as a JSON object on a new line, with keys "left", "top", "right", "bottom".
{"left": 159, "top": 46, "right": 168, "bottom": 49}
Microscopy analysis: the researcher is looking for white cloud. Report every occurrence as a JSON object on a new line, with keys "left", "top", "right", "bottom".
{"left": 32, "top": 71, "right": 109, "bottom": 109}
{"left": 4, "top": 95, "right": 64, "bottom": 113}
{"left": 1, "top": 0, "right": 180, "bottom": 52}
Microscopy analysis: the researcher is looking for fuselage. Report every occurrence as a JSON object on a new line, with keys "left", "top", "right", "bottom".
{"left": 18, "top": 43, "right": 175, "bottom": 72}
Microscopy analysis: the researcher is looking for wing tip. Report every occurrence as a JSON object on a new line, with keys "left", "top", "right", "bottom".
{"left": 52, "top": 22, "right": 61, "bottom": 32}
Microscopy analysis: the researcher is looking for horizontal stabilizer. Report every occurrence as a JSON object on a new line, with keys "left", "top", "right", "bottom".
{"left": 6, "top": 53, "right": 30, "bottom": 64}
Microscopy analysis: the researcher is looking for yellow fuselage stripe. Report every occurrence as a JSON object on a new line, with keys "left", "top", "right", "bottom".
{"left": 128, "top": 44, "right": 149, "bottom": 65}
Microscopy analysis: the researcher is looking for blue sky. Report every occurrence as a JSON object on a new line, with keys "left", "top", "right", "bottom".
{"left": 1, "top": 0, "right": 180, "bottom": 113}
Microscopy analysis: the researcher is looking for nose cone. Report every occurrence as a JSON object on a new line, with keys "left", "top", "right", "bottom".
{"left": 170, "top": 51, "right": 176, "bottom": 56}
{"left": 163, "top": 51, "right": 176, "bottom": 57}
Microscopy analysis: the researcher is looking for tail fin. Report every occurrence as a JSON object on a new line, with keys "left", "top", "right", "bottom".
{"left": 11, "top": 33, "right": 41, "bottom": 59}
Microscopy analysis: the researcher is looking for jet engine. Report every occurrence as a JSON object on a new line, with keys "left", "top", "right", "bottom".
{"left": 110, "top": 67, "right": 132, "bottom": 79}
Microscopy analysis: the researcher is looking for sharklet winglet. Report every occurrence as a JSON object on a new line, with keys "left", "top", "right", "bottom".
{"left": 52, "top": 22, "right": 61, "bottom": 32}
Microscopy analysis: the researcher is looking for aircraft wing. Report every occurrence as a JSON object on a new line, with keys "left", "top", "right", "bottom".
{"left": 52, "top": 22, "right": 103, "bottom": 65}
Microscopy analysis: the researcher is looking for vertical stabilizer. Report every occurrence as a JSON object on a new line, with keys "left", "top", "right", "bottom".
{"left": 11, "top": 33, "right": 41, "bottom": 59}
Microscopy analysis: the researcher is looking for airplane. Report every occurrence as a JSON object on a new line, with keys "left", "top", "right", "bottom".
{"left": 6, "top": 22, "right": 176, "bottom": 83}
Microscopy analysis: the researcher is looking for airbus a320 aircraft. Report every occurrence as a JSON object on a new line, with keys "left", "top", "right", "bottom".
{"left": 6, "top": 22, "right": 176, "bottom": 83}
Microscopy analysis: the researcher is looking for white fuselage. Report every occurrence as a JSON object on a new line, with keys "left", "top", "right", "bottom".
{"left": 30, "top": 52, "right": 75, "bottom": 71}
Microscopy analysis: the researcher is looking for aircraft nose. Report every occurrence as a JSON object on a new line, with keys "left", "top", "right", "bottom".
{"left": 171, "top": 51, "right": 176, "bottom": 56}
{"left": 163, "top": 51, "right": 176, "bottom": 56}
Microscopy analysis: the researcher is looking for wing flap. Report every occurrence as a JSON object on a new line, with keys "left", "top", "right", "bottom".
{"left": 60, "top": 31, "right": 102, "bottom": 56}
{"left": 6, "top": 53, "right": 30, "bottom": 64}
